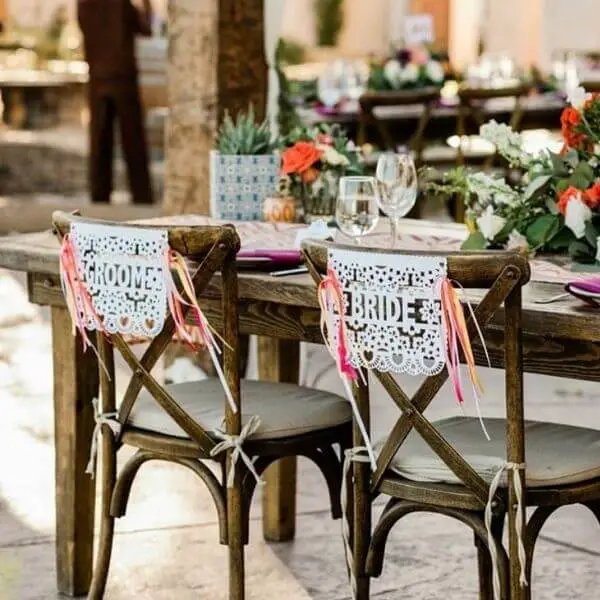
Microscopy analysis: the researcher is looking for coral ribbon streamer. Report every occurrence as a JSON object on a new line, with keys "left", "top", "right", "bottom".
{"left": 163, "top": 248, "right": 236, "bottom": 413}
{"left": 59, "top": 234, "right": 109, "bottom": 374}
{"left": 440, "top": 278, "right": 489, "bottom": 439}
{"left": 318, "top": 268, "right": 377, "bottom": 469}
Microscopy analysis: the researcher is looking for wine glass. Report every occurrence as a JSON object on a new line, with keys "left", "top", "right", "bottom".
{"left": 375, "top": 153, "right": 418, "bottom": 248}
{"left": 318, "top": 68, "right": 342, "bottom": 108}
{"left": 336, "top": 176, "right": 379, "bottom": 243}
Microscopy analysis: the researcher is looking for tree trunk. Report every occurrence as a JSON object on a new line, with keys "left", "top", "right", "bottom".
{"left": 164, "top": 0, "right": 267, "bottom": 216}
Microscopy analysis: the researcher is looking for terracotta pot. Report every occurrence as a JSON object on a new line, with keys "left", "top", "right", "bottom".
{"left": 263, "top": 196, "right": 297, "bottom": 223}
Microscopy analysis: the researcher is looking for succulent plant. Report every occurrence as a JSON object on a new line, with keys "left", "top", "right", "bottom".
{"left": 216, "top": 106, "right": 274, "bottom": 155}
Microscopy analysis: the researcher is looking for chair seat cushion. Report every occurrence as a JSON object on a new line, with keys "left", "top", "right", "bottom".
{"left": 385, "top": 416, "right": 600, "bottom": 487}
{"left": 127, "top": 379, "right": 351, "bottom": 441}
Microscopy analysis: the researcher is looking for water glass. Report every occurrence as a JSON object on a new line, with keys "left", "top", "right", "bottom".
{"left": 375, "top": 153, "right": 418, "bottom": 248}
{"left": 336, "top": 176, "right": 379, "bottom": 243}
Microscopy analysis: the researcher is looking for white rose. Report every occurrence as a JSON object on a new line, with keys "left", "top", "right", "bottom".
{"left": 425, "top": 60, "right": 444, "bottom": 83}
{"left": 567, "top": 85, "right": 590, "bottom": 110}
{"left": 321, "top": 146, "right": 350, "bottom": 167}
{"left": 476, "top": 206, "right": 506, "bottom": 241}
{"left": 564, "top": 193, "right": 592, "bottom": 238}
{"left": 400, "top": 63, "right": 419, "bottom": 83}
{"left": 507, "top": 229, "right": 529, "bottom": 253}
{"left": 383, "top": 59, "right": 402, "bottom": 86}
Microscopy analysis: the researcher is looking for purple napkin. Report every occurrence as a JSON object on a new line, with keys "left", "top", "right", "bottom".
{"left": 565, "top": 277, "right": 600, "bottom": 307}
{"left": 237, "top": 249, "right": 303, "bottom": 268}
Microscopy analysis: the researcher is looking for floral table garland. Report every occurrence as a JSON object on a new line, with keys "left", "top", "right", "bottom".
{"left": 428, "top": 86, "right": 600, "bottom": 265}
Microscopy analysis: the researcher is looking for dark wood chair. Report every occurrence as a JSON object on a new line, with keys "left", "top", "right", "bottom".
{"left": 52, "top": 212, "right": 352, "bottom": 600}
{"left": 358, "top": 88, "right": 441, "bottom": 166}
{"left": 302, "top": 239, "right": 600, "bottom": 600}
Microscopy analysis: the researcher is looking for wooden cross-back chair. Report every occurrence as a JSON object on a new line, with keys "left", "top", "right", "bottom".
{"left": 52, "top": 212, "right": 353, "bottom": 600}
{"left": 302, "top": 239, "right": 600, "bottom": 600}
{"left": 358, "top": 88, "right": 441, "bottom": 166}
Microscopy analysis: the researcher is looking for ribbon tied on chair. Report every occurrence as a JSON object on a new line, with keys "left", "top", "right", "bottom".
{"left": 210, "top": 415, "right": 264, "bottom": 488}
{"left": 86, "top": 397, "right": 121, "bottom": 478}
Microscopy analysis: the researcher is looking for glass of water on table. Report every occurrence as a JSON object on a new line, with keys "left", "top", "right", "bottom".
{"left": 375, "top": 153, "right": 418, "bottom": 248}
{"left": 336, "top": 176, "right": 380, "bottom": 244}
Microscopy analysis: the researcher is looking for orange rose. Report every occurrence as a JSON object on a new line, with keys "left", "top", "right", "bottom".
{"left": 281, "top": 141, "right": 322, "bottom": 176}
{"left": 557, "top": 185, "right": 581, "bottom": 215}
{"left": 561, "top": 106, "right": 588, "bottom": 151}
{"left": 584, "top": 181, "right": 600, "bottom": 209}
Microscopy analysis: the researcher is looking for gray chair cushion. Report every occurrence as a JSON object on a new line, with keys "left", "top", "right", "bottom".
{"left": 384, "top": 416, "right": 600, "bottom": 487}
{"left": 128, "top": 379, "right": 351, "bottom": 441}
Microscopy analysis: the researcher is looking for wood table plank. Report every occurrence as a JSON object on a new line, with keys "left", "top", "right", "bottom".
{"left": 51, "top": 306, "right": 99, "bottom": 595}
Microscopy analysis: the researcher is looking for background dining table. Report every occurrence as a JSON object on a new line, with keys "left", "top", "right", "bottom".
{"left": 1, "top": 215, "right": 600, "bottom": 596}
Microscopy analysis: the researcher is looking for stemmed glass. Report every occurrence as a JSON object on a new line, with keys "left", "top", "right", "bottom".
{"left": 375, "top": 153, "right": 418, "bottom": 248}
{"left": 336, "top": 176, "right": 379, "bottom": 244}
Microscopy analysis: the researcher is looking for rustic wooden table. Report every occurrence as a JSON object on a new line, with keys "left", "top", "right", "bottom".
{"left": 1, "top": 217, "right": 600, "bottom": 596}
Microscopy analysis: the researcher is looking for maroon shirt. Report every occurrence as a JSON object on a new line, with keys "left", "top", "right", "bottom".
{"left": 78, "top": 0, "right": 151, "bottom": 80}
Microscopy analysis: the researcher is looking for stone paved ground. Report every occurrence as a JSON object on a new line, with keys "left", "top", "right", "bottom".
{"left": 1, "top": 268, "right": 600, "bottom": 599}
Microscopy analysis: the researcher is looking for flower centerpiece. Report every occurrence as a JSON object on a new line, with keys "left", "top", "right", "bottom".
{"left": 368, "top": 45, "right": 447, "bottom": 92}
{"left": 279, "top": 124, "right": 364, "bottom": 222}
{"left": 426, "top": 87, "right": 600, "bottom": 264}
{"left": 210, "top": 106, "right": 279, "bottom": 221}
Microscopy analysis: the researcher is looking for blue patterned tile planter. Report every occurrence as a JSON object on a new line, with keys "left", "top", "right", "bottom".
{"left": 210, "top": 151, "right": 280, "bottom": 221}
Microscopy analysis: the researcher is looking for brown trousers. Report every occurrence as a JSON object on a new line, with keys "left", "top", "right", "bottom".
{"left": 88, "top": 79, "right": 153, "bottom": 204}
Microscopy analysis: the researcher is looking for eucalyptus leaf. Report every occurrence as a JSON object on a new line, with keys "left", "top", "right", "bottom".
{"left": 546, "top": 225, "right": 574, "bottom": 250}
{"left": 585, "top": 221, "right": 600, "bottom": 248}
{"left": 563, "top": 148, "right": 580, "bottom": 168}
{"left": 544, "top": 197, "right": 559, "bottom": 214}
{"left": 569, "top": 161, "right": 594, "bottom": 189}
{"left": 569, "top": 240, "right": 596, "bottom": 264}
{"left": 525, "top": 214, "right": 561, "bottom": 247}
{"left": 556, "top": 178, "right": 570, "bottom": 193}
{"left": 523, "top": 174, "right": 551, "bottom": 200}
{"left": 461, "top": 231, "right": 487, "bottom": 250}
{"left": 549, "top": 152, "right": 569, "bottom": 177}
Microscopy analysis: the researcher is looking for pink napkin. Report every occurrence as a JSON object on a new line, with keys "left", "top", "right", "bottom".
{"left": 236, "top": 249, "right": 302, "bottom": 268}
{"left": 565, "top": 277, "right": 600, "bottom": 307}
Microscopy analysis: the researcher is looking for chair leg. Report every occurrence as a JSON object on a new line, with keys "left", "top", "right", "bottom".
{"left": 228, "top": 470, "right": 246, "bottom": 600}
{"left": 475, "top": 511, "right": 505, "bottom": 600}
{"left": 475, "top": 534, "right": 494, "bottom": 600}
{"left": 88, "top": 427, "right": 117, "bottom": 600}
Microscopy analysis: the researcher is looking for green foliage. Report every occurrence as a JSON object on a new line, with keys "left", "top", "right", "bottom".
{"left": 275, "top": 39, "right": 302, "bottom": 137}
{"left": 525, "top": 214, "right": 561, "bottom": 248}
{"left": 315, "top": 0, "right": 344, "bottom": 47}
{"left": 276, "top": 38, "right": 306, "bottom": 66}
{"left": 569, "top": 161, "right": 594, "bottom": 189}
{"left": 461, "top": 231, "right": 486, "bottom": 250}
{"left": 216, "top": 106, "right": 274, "bottom": 155}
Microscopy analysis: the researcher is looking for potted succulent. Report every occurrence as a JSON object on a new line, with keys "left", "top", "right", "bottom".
{"left": 210, "top": 106, "right": 279, "bottom": 221}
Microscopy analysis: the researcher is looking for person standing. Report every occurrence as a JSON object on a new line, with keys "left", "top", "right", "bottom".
{"left": 78, "top": 0, "right": 154, "bottom": 204}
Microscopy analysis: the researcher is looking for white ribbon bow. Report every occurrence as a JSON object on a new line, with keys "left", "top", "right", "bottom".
{"left": 485, "top": 461, "right": 528, "bottom": 600}
{"left": 340, "top": 446, "right": 372, "bottom": 600}
{"left": 85, "top": 397, "right": 121, "bottom": 478}
{"left": 210, "top": 415, "right": 264, "bottom": 488}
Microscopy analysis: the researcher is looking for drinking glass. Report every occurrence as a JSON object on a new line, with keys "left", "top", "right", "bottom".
{"left": 375, "top": 153, "right": 418, "bottom": 248}
{"left": 336, "top": 176, "right": 379, "bottom": 243}
{"left": 318, "top": 68, "right": 342, "bottom": 108}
